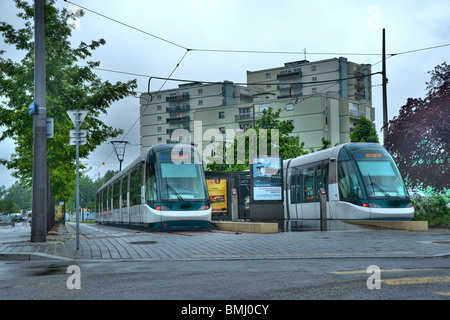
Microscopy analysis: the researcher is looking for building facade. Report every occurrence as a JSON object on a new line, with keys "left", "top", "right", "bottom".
{"left": 246, "top": 57, "right": 371, "bottom": 102}
{"left": 139, "top": 81, "right": 262, "bottom": 152}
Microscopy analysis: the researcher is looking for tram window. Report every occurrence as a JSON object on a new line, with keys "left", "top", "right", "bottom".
{"left": 290, "top": 173, "right": 297, "bottom": 203}
{"left": 113, "top": 180, "right": 120, "bottom": 209}
{"left": 303, "top": 168, "right": 315, "bottom": 202}
{"left": 121, "top": 175, "right": 128, "bottom": 207}
{"left": 108, "top": 185, "right": 112, "bottom": 212}
{"left": 338, "top": 161, "right": 363, "bottom": 201}
{"left": 146, "top": 163, "right": 157, "bottom": 202}
{"left": 290, "top": 169, "right": 299, "bottom": 203}
{"left": 130, "top": 165, "right": 143, "bottom": 206}
{"left": 316, "top": 165, "right": 328, "bottom": 201}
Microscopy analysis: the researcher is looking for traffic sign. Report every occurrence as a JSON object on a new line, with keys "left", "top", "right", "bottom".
{"left": 69, "top": 129, "right": 87, "bottom": 138}
{"left": 70, "top": 137, "right": 87, "bottom": 145}
{"left": 67, "top": 110, "right": 88, "bottom": 126}
{"left": 28, "top": 102, "right": 36, "bottom": 115}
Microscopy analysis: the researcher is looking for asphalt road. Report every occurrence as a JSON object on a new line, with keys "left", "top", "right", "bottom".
{"left": 1, "top": 256, "right": 448, "bottom": 300}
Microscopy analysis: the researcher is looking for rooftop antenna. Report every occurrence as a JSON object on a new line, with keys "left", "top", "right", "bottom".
{"left": 110, "top": 141, "right": 130, "bottom": 171}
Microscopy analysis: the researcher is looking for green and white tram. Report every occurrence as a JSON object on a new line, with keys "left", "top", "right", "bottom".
{"left": 96, "top": 144, "right": 211, "bottom": 230}
{"left": 284, "top": 143, "right": 414, "bottom": 221}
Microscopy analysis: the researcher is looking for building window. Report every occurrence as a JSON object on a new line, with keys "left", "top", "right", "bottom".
{"left": 312, "top": 88, "right": 317, "bottom": 93}
{"left": 219, "top": 111, "right": 225, "bottom": 119}
{"left": 312, "top": 76, "right": 317, "bottom": 82}
{"left": 157, "top": 137, "right": 162, "bottom": 142}
{"left": 266, "top": 84, "right": 271, "bottom": 89}
{"left": 219, "top": 127, "right": 225, "bottom": 134}
{"left": 157, "top": 116, "right": 162, "bottom": 121}
{"left": 286, "top": 103, "right": 293, "bottom": 111}
{"left": 157, "top": 105, "right": 161, "bottom": 111}
{"left": 311, "top": 65, "right": 317, "bottom": 72}
{"left": 198, "top": 88, "right": 203, "bottom": 94}
{"left": 265, "top": 72, "right": 271, "bottom": 79}
{"left": 157, "top": 126, "right": 162, "bottom": 132}
{"left": 157, "top": 94, "right": 161, "bottom": 99}
{"left": 198, "top": 100, "right": 203, "bottom": 106}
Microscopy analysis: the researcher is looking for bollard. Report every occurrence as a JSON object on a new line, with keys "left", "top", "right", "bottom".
{"left": 319, "top": 188, "right": 327, "bottom": 231}
{"left": 231, "top": 188, "right": 238, "bottom": 222}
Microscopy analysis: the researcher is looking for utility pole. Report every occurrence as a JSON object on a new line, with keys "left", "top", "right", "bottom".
{"left": 382, "top": 28, "right": 388, "bottom": 145}
{"left": 31, "top": 0, "right": 47, "bottom": 242}
{"left": 110, "top": 141, "right": 130, "bottom": 171}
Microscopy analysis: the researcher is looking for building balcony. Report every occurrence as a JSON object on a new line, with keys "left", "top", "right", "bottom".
{"left": 235, "top": 113, "right": 253, "bottom": 121}
{"left": 166, "top": 93, "right": 190, "bottom": 102}
{"left": 166, "top": 126, "right": 190, "bottom": 135}
{"left": 277, "top": 70, "right": 302, "bottom": 79}
{"left": 166, "top": 104, "right": 190, "bottom": 113}
{"left": 349, "top": 109, "right": 365, "bottom": 118}
{"left": 167, "top": 115, "right": 190, "bottom": 123}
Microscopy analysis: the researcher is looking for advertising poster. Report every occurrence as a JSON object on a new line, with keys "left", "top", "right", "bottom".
{"left": 207, "top": 178, "right": 228, "bottom": 213}
{"left": 252, "top": 156, "right": 282, "bottom": 201}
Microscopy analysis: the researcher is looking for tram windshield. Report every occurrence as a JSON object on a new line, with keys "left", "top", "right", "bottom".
{"left": 159, "top": 162, "right": 206, "bottom": 201}
{"left": 154, "top": 147, "right": 208, "bottom": 203}
{"left": 350, "top": 147, "right": 409, "bottom": 199}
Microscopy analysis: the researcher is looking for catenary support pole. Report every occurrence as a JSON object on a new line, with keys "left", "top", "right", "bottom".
{"left": 31, "top": 0, "right": 47, "bottom": 242}
{"left": 382, "top": 28, "right": 388, "bottom": 145}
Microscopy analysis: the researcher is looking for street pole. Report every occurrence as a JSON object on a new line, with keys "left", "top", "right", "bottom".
{"left": 382, "top": 28, "right": 388, "bottom": 145}
{"left": 67, "top": 110, "right": 88, "bottom": 250}
{"left": 75, "top": 112, "right": 80, "bottom": 250}
{"left": 31, "top": 0, "right": 47, "bottom": 242}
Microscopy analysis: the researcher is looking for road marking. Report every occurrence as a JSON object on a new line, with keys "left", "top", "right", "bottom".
{"left": 330, "top": 268, "right": 441, "bottom": 275}
{"left": 435, "top": 292, "right": 450, "bottom": 296}
{"left": 381, "top": 276, "right": 450, "bottom": 285}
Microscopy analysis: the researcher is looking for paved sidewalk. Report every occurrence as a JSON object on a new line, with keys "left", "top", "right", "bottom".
{"left": 0, "top": 222, "right": 449, "bottom": 261}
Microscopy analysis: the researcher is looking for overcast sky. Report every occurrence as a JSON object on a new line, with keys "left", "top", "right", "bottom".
{"left": 0, "top": 0, "right": 449, "bottom": 188}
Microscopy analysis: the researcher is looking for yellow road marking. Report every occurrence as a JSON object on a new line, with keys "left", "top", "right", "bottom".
{"left": 330, "top": 268, "right": 440, "bottom": 275}
{"left": 435, "top": 292, "right": 450, "bottom": 296}
{"left": 381, "top": 276, "right": 450, "bottom": 285}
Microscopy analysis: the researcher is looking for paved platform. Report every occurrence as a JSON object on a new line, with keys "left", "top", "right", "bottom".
{"left": 0, "top": 222, "right": 449, "bottom": 261}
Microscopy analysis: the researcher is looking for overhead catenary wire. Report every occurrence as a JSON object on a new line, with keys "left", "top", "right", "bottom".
{"left": 64, "top": 0, "right": 450, "bottom": 177}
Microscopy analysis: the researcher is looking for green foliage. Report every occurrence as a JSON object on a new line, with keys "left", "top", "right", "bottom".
{"left": 350, "top": 117, "right": 379, "bottom": 143}
{"left": 0, "top": 0, "right": 137, "bottom": 200}
{"left": 384, "top": 62, "right": 449, "bottom": 192}
{"left": 206, "top": 107, "right": 308, "bottom": 171}
{"left": 412, "top": 195, "right": 450, "bottom": 227}
{"left": 0, "top": 181, "right": 32, "bottom": 212}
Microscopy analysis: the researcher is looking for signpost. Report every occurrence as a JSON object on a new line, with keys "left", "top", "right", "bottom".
{"left": 67, "top": 110, "right": 88, "bottom": 250}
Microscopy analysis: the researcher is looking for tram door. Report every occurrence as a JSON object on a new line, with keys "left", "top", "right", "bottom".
{"left": 314, "top": 164, "right": 329, "bottom": 218}
{"left": 302, "top": 164, "right": 329, "bottom": 219}
{"left": 301, "top": 167, "right": 316, "bottom": 219}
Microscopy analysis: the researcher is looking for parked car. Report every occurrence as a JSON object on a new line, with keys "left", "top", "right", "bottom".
{"left": 10, "top": 213, "right": 23, "bottom": 222}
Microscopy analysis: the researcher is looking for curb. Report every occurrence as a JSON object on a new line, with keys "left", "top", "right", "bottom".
{"left": 343, "top": 220, "right": 428, "bottom": 231}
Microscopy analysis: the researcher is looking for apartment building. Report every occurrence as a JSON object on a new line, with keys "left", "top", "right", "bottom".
{"left": 139, "top": 81, "right": 262, "bottom": 152}
{"left": 139, "top": 57, "right": 374, "bottom": 156}
{"left": 246, "top": 57, "right": 372, "bottom": 102}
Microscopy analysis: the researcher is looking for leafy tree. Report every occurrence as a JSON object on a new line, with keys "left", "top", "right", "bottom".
{"left": 0, "top": 0, "right": 137, "bottom": 200}
{"left": 4, "top": 181, "right": 32, "bottom": 211}
{"left": 206, "top": 107, "right": 307, "bottom": 171}
{"left": 384, "top": 62, "right": 449, "bottom": 192}
{"left": 350, "top": 117, "right": 379, "bottom": 143}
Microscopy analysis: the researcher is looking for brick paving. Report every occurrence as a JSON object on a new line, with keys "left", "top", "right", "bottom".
{"left": 0, "top": 222, "right": 449, "bottom": 261}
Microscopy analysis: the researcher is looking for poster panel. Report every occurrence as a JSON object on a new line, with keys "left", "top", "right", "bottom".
{"left": 207, "top": 178, "right": 228, "bottom": 213}
{"left": 252, "top": 156, "right": 282, "bottom": 201}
